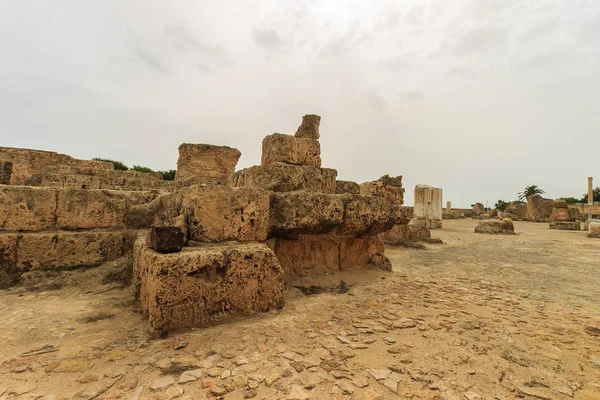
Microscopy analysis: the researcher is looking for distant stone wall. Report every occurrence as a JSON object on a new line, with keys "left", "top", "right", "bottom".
{"left": 0, "top": 146, "right": 173, "bottom": 190}
{"left": 526, "top": 194, "right": 554, "bottom": 221}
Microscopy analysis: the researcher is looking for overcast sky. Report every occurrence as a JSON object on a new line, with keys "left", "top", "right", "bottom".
{"left": 1, "top": 0, "right": 599, "bottom": 207}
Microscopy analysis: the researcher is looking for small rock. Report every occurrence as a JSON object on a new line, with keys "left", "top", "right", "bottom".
{"left": 463, "top": 391, "right": 482, "bottom": 400}
{"left": 384, "top": 337, "right": 396, "bottom": 344}
{"left": 116, "top": 375, "right": 139, "bottom": 391}
{"left": 162, "top": 385, "right": 184, "bottom": 399}
{"left": 221, "top": 369, "right": 231, "bottom": 379}
{"left": 244, "top": 388, "right": 258, "bottom": 398}
{"left": 205, "top": 367, "right": 221, "bottom": 378}
{"left": 393, "top": 319, "right": 417, "bottom": 329}
{"left": 150, "top": 376, "right": 175, "bottom": 392}
{"left": 369, "top": 369, "right": 391, "bottom": 381}
{"left": 233, "top": 356, "right": 249, "bottom": 366}
{"left": 210, "top": 386, "right": 227, "bottom": 396}
{"left": 337, "top": 335, "right": 351, "bottom": 344}
{"left": 382, "top": 379, "right": 398, "bottom": 394}
{"left": 337, "top": 381, "right": 355, "bottom": 395}
{"left": 288, "top": 384, "right": 310, "bottom": 400}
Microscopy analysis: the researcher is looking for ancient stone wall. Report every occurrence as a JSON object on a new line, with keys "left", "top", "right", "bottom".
{"left": 0, "top": 146, "right": 172, "bottom": 190}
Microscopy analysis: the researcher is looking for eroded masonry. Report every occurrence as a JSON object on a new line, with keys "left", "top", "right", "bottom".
{"left": 0, "top": 115, "right": 418, "bottom": 334}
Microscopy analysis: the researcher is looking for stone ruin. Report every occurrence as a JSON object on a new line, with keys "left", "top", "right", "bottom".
{"left": 413, "top": 185, "right": 443, "bottom": 229}
{"left": 0, "top": 114, "right": 416, "bottom": 335}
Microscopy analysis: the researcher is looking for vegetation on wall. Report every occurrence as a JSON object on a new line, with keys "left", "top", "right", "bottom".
{"left": 92, "top": 158, "right": 176, "bottom": 180}
{"left": 494, "top": 200, "right": 509, "bottom": 211}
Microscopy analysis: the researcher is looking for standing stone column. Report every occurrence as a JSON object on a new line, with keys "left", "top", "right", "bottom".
{"left": 588, "top": 177, "right": 594, "bottom": 225}
{"left": 446, "top": 201, "right": 451, "bottom": 213}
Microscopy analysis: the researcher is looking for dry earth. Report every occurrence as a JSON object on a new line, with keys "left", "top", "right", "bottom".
{"left": 1, "top": 220, "right": 600, "bottom": 400}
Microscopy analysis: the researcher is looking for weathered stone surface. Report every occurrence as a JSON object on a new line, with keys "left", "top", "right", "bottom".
{"left": 527, "top": 194, "right": 554, "bottom": 221}
{"left": 233, "top": 163, "right": 337, "bottom": 194}
{"left": 147, "top": 227, "right": 184, "bottom": 253}
{"left": 474, "top": 221, "right": 515, "bottom": 234}
{"left": 295, "top": 114, "right": 320, "bottom": 139}
{"left": 338, "top": 195, "right": 396, "bottom": 237}
{"left": 472, "top": 202, "right": 485, "bottom": 216}
{"left": 175, "top": 144, "right": 241, "bottom": 187}
{"left": 335, "top": 180, "right": 360, "bottom": 194}
{"left": 0, "top": 234, "right": 18, "bottom": 288}
{"left": 181, "top": 186, "right": 270, "bottom": 243}
{"left": 16, "top": 231, "right": 125, "bottom": 270}
{"left": 550, "top": 221, "right": 581, "bottom": 230}
{"left": 261, "top": 134, "right": 321, "bottom": 167}
{"left": 134, "top": 239, "right": 285, "bottom": 333}
{"left": 380, "top": 221, "right": 431, "bottom": 244}
{"left": 504, "top": 202, "right": 528, "bottom": 220}
{"left": 267, "top": 235, "right": 340, "bottom": 275}
{"left": 0, "top": 161, "right": 13, "bottom": 184}
{"left": 0, "top": 186, "right": 57, "bottom": 231}
{"left": 340, "top": 236, "right": 391, "bottom": 272}
{"left": 589, "top": 221, "right": 600, "bottom": 238}
{"left": 360, "top": 182, "right": 404, "bottom": 206}
{"left": 56, "top": 189, "right": 127, "bottom": 230}
{"left": 269, "top": 192, "right": 344, "bottom": 238}
{"left": 267, "top": 234, "right": 390, "bottom": 275}
{"left": 550, "top": 208, "right": 571, "bottom": 222}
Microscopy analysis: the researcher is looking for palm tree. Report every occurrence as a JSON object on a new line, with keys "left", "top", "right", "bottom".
{"left": 518, "top": 185, "right": 545, "bottom": 202}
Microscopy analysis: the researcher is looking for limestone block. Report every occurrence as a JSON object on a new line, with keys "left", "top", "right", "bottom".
{"left": 233, "top": 164, "right": 337, "bottom": 193}
{"left": 17, "top": 231, "right": 125, "bottom": 270}
{"left": 335, "top": 180, "right": 360, "bottom": 194}
{"left": 261, "top": 134, "right": 321, "bottom": 167}
{"left": 589, "top": 221, "right": 600, "bottom": 238}
{"left": 269, "top": 192, "right": 344, "bottom": 238}
{"left": 0, "top": 186, "right": 57, "bottom": 231}
{"left": 340, "top": 236, "right": 391, "bottom": 272}
{"left": 267, "top": 234, "right": 391, "bottom": 275}
{"left": 182, "top": 186, "right": 270, "bottom": 243}
{"left": 550, "top": 207, "right": 571, "bottom": 222}
{"left": 0, "top": 161, "right": 13, "bottom": 184}
{"left": 175, "top": 144, "right": 241, "bottom": 186}
{"left": 474, "top": 221, "right": 515, "bottom": 234}
{"left": 360, "top": 182, "right": 404, "bottom": 206}
{"left": 338, "top": 195, "right": 396, "bottom": 237}
{"left": 526, "top": 194, "right": 554, "bottom": 221}
{"left": 56, "top": 189, "right": 127, "bottom": 229}
{"left": 550, "top": 221, "right": 581, "bottom": 230}
{"left": 146, "top": 227, "right": 184, "bottom": 253}
{"left": 294, "top": 114, "right": 321, "bottom": 139}
{"left": 569, "top": 208, "right": 580, "bottom": 221}
{"left": 414, "top": 185, "right": 443, "bottom": 222}
{"left": 0, "top": 234, "right": 18, "bottom": 288}
{"left": 379, "top": 222, "right": 430, "bottom": 244}
{"left": 134, "top": 239, "right": 285, "bottom": 333}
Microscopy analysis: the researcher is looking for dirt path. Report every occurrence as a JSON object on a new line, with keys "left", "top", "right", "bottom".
{"left": 1, "top": 220, "right": 599, "bottom": 399}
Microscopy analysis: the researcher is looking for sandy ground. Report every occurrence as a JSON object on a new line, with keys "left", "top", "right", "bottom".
{"left": 1, "top": 219, "right": 600, "bottom": 400}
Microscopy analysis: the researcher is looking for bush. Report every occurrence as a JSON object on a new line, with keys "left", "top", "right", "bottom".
{"left": 132, "top": 165, "right": 155, "bottom": 173}
{"left": 92, "top": 158, "right": 128, "bottom": 171}
{"left": 159, "top": 170, "right": 176, "bottom": 181}
{"left": 559, "top": 197, "right": 580, "bottom": 204}
{"left": 494, "top": 200, "right": 509, "bottom": 211}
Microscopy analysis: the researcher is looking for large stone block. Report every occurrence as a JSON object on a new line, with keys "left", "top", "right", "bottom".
{"left": 550, "top": 221, "right": 581, "bottom": 230}
{"left": 267, "top": 235, "right": 340, "bottom": 275}
{"left": 56, "top": 189, "right": 127, "bottom": 229}
{"left": 340, "top": 236, "right": 391, "bottom": 272}
{"left": 295, "top": 114, "right": 321, "bottom": 139}
{"left": 261, "top": 134, "right": 321, "bottom": 167}
{"left": 589, "top": 221, "right": 600, "bottom": 238}
{"left": 0, "top": 161, "right": 13, "bottom": 184}
{"left": 175, "top": 144, "right": 241, "bottom": 186}
{"left": 146, "top": 226, "right": 184, "bottom": 253}
{"left": 360, "top": 175, "right": 404, "bottom": 205}
{"left": 474, "top": 221, "right": 515, "bottom": 234}
{"left": 134, "top": 239, "right": 285, "bottom": 333}
{"left": 338, "top": 195, "right": 396, "bottom": 237}
{"left": 267, "top": 234, "right": 391, "bottom": 275}
{"left": 182, "top": 186, "right": 270, "bottom": 243}
{"left": 0, "top": 234, "right": 18, "bottom": 288}
{"left": 233, "top": 163, "right": 337, "bottom": 194}
{"left": 269, "top": 192, "right": 344, "bottom": 238}
{"left": 0, "top": 186, "right": 57, "bottom": 231}
{"left": 16, "top": 231, "right": 125, "bottom": 270}
{"left": 335, "top": 180, "right": 360, "bottom": 194}
{"left": 526, "top": 194, "right": 554, "bottom": 221}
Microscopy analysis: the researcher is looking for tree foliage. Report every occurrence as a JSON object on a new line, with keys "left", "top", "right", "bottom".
{"left": 132, "top": 165, "right": 154, "bottom": 173}
{"left": 518, "top": 185, "right": 545, "bottom": 202}
{"left": 494, "top": 200, "right": 509, "bottom": 211}
{"left": 581, "top": 187, "right": 600, "bottom": 203}
{"left": 159, "top": 170, "right": 177, "bottom": 181}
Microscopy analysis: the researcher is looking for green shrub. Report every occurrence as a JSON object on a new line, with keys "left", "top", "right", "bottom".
{"left": 132, "top": 165, "right": 155, "bottom": 173}
{"left": 559, "top": 197, "right": 580, "bottom": 204}
{"left": 159, "top": 170, "right": 177, "bottom": 181}
{"left": 494, "top": 200, "right": 509, "bottom": 211}
{"left": 93, "top": 158, "right": 128, "bottom": 171}
{"left": 581, "top": 187, "right": 600, "bottom": 203}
